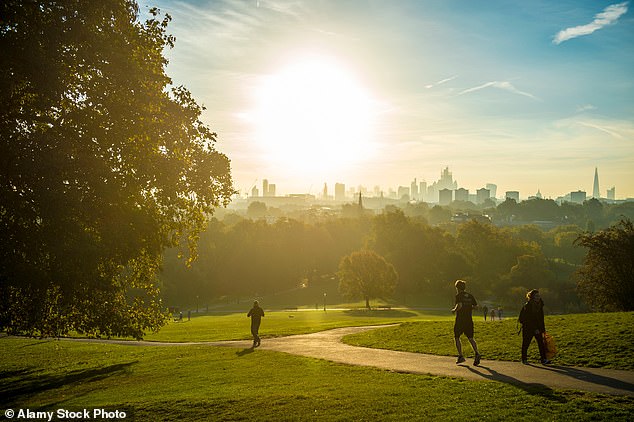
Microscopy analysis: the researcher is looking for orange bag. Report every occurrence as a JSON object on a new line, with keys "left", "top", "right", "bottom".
{"left": 543, "top": 332, "right": 557, "bottom": 360}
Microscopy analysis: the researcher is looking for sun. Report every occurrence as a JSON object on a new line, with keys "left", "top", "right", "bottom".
{"left": 247, "top": 54, "right": 378, "bottom": 176}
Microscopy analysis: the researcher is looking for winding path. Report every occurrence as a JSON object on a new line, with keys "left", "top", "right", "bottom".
{"left": 64, "top": 325, "right": 634, "bottom": 397}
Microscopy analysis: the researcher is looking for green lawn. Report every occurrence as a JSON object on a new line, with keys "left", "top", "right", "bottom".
{"left": 343, "top": 312, "right": 634, "bottom": 370}
{"left": 2, "top": 310, "right": 633, "bottom": 420}
{"left": 142, "top": 308, "right": 452, "bottom": 342}
{"left": 1, "top": 337, "right": 632, "bottom": 421}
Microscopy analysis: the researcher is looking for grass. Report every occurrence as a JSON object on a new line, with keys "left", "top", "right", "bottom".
{"left": 2, "top": 337, "right": 633, "bottom": 421}
{"left": 142, "top": 308, "right": 452, "bottom": 342}
{"left": 343, "top": 312, "right": 634, "bottom": 370}
{"left": 2, "top": 310, "right": 633, "bottom": 420}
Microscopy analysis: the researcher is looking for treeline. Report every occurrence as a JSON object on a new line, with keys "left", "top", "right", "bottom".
{"left": 160, "top": 200, "right": 634, "bottom": 311}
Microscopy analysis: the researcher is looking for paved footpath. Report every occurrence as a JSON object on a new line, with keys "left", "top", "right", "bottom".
{"left": 64, "top": 325, "right": 634, "bottom": 397}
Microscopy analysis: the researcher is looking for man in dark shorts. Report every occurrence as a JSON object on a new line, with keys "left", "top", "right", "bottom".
{"left": 451, "top": 279, "right": 481, "bottom": 365}
{"left": 247, "top": 300, "right": 265, "bottom": 347}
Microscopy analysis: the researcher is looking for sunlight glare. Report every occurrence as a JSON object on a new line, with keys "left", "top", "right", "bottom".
{"left": 247, "top": 55, "right": 378, "bottom": 175}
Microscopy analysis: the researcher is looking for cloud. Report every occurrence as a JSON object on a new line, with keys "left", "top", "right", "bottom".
{"left": 457, "top": 81, "right": 539, "bottom": 100}
{"left": 577, "top": 121, "right": 624, "bottom": 139}
{"left": 553, "top": 2, "right": 629, "bottom": 45}
{"left": 576, "top": 104, "right": 597, "bottom": 113}
{"left": 425, "top": 75, "right": 457, "bottom": 89}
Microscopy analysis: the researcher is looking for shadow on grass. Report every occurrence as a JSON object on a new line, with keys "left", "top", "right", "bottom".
{"left": 464, "top": 365, "right": 568, "bottom": 402}
{"left": 0, "top": 362, "right": 137, "bottom": 407}
{"left": 343, "top": 309, "right": 418, "bottom": 318}
{"left": 236, "top": 348, "right": 255, "bottom": 357}
{"left": 538, "top": 365, "right": 634, "bottom": 393}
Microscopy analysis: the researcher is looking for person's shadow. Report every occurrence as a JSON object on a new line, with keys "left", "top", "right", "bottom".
{"left": 236, "top": 347, "right": 255, "bottom": 357}
{"left": 464, "top": 365, "right": 568, "bottom": 402}
{"left": 537, "top": 364, "right": 634, "bottom": 392}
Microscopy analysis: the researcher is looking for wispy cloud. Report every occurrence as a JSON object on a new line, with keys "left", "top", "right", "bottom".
{"left": 576, "top": 104, "right": 597, "bottom": 113}
{"left": 425, "top": 75, "right": 457, "bottom": 89}
{"left": 553, "top": 2, "right": 629, "bottom": 45}
{"left": 577, "top": 121, "right": 624, "bottom": 139}
{"left": 457, "top": 81, "right": 539, "bottom": 100}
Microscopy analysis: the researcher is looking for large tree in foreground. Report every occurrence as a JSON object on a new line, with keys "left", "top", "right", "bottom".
{"left": 0, "top": 1, "right": 233, "bottom": 338}
{"left": 338, "top": 250, "right": 398, "bottom": 309}
{"left": 574, "top": 219, "right": 634, "bottom": 312}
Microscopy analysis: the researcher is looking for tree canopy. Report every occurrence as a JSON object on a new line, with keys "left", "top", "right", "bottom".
{"left": 0, "top": 1, "right": 233, "bottom": 338}
{"left": 575, "top": 219, "right": 634, "bottom": 311}
{"left": 338, "top": 250, "right": 398, "bottom": 309}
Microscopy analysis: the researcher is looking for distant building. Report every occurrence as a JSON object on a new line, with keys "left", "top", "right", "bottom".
{"left": 262, "top": 179, "right": 269, "bottom": 197}
{"left": 397, "top": 186, "right": 410, "bottom": 201}
{"left": 322, "top": 183, "right": 328, "bottom": 200}
{"left": 410, "top": 178, "right": 419, "bottom": 201}
{"left": 486, "top": 183, "right": 497, "bottom": 199}
{"left": 251, "top": 186, "right": 259, "bottom": 197}
{"left": 505, "top": 191, "right": 520, "bottom": 202}
{"left": 439, "top": 188, "right": 453, "bottom": 205}
{"left": 454, "top": 188, "right": 469, "bottom": 202}
{"left": 593, "top": 167, "right": 600, "bottom": 199}
{"left": 607, "top": 186, "right": 615, "bottom": 200}
{"left": 335, "top": 183, "right": 346, "bottom": 201}
{"left": 476, "top": 188, "right": 491, "bottom": 204}
{"left": 419, "top": 181, "right": 427, "bottom": 202}
{"left": 570, "top": 190, "right": 586, "bottom": 204}
{"left": 268, "top": 183, "right": 276, "bottom": 197}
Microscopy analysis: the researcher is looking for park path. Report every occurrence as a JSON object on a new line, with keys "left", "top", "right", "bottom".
{"left": 62, "top": 325, "right": 634, "bottom": 397}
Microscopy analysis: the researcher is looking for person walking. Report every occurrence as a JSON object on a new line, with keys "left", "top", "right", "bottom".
{"left": 247, "top": 300, "right": 265, "bottom": 347}
{"left": 483, "top": 305, "right": 488, "bottom": 321}
{"left": 518, "top": 289, "right": 549, "bottom": 365}
{"left": 451, "top": 280, "right": 481, "bottom": 366}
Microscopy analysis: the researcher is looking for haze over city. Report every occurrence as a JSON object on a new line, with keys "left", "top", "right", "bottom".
{"left": 141, "top": 0, "right": 634, "bottom": 199}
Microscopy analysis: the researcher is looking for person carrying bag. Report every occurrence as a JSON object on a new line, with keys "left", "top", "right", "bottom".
{"left": 518, "top": 289, "right": 551, "bottom": 365}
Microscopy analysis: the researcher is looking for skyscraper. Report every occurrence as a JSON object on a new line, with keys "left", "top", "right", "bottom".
{"left": 593, "top": 167, "right": 600, "bottom": 199}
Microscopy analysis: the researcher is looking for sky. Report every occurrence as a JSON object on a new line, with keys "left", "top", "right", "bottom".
{"left": 139, "top": 0, "right": 634, "bottom": 200}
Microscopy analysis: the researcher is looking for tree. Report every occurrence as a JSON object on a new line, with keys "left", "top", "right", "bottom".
{"left": 574, "top": 219, "right": 634, "bottom": 311}
{"left": 337, "top": 250, "right": 398, "bottom": 309}
{"left": 0, "top": 2, "right": 234, "bottom": 338}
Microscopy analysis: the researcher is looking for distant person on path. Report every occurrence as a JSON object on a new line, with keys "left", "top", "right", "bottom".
{"left": 490, "top": 308, "right": 496, "bottom": 321}
{"left": 247, "top": 300, "right": 265, "bottom": 348}
{"left": 451, "top": 280, "right": 481, "bottom": 366}
{"left": 483, "top": 305, "right": 488, "bottom": 321}
{"left": 497, "top": 307, "right": 503, "bottom": 320}
{"left": 518, "top": 289, "right": 549, "bottom": 365}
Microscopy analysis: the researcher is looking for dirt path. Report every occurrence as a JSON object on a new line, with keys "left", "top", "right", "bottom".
{"left": 62, "top": 325, "right": 634, "bottom": 396}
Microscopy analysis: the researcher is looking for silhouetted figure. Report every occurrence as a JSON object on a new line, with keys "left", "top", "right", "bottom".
{"left": 483, "top": 305, "right": 488, "bottom": 321}
{"left": 179, "top": 311, "right": 183, "bottom": 322}
{"left": 490, "top": 308, "right": 496, "bottom": 321}
{"left": 518, "top": 289, "right": 549, "bottom": 365}
{"left": 451, "top": 280, "right": 481, "bottom": 366}
{"left": 247, "top": 300, "right": 265, "bottom": 347}
{"left": 497, "top": 307, "right": 503, "bottom": 320}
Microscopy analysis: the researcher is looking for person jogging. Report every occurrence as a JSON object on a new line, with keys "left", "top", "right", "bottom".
{"left": 451, "top": 279, "right": 481, "bottom": 366}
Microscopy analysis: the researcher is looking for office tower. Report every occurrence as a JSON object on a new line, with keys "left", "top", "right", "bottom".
{"left": 486, "top": 183, "right": 497, "bottom": 199}
{"left": 419, "top": 181, "right": 427, "bottom": 202}
{"left": 570, "top": 190, "right": 586, "bottom": 204}
{"left": 593, "top": 167, "right": 600, "bottom": 199}
{"left": 268, "top": 184, "right": 276, "bottom": 197}
{"left": 607, "top": 187, "right": 615, "bottom": 200}
{"left": 410, "top": 178, "right": 419, "bottom": 201}
{"left": 439, "top": 188, "right": 452, "bottom": 205}
{"left": 505, "top": 191, "right": 520, "bottom": 202}
{"left": 335, "top": 183, "right": 345, "bottom": 201}
{"left": 476, "top": 188, "right": 490, "bottom": 204}
{"left": 322, "top": 183, "right": 328, "bottom": 199}
{"left": 455, "top": 188, "right": 469, "bottom": 202}
{"left": 262, "top": 179, "right": 269, "bottom": 197}
{"left": 397, "top": 186, "right": 410, "bottom": 200}
{"left": 251, "top": 186, "right": 259, "bottom": 197}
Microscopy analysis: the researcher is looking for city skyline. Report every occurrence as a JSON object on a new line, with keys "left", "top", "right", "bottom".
{"left": 249, "top": 165, "right": 623, "bottom": 202}
{"left": 140, "top": 1, "right": 634, "bottom": 199}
